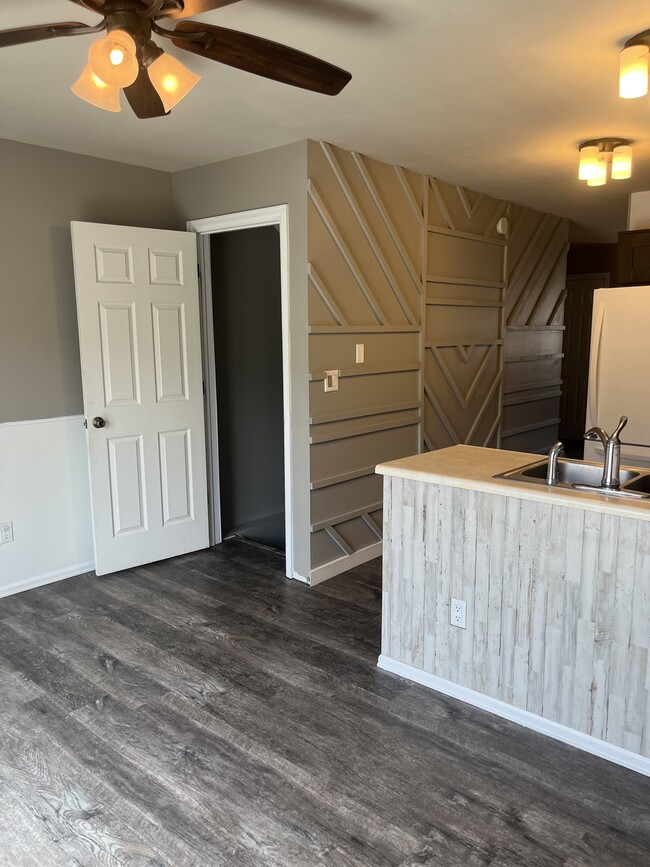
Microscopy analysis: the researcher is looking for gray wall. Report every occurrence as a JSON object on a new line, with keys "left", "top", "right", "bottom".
{"left": 172, "top": 141, "right": 311, "bottom": 579}
{"left": 0, "top": 138, "right": 174, "bottom": 423}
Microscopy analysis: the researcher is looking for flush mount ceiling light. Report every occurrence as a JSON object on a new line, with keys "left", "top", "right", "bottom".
{"left": 0, "top": 1, "right": 352, "bottom": 120}
{"left": 578, "top": 139, "right": 633, "bottom": 187}
{"left": 620, "top": 31, "right": 650, "bottom": 98}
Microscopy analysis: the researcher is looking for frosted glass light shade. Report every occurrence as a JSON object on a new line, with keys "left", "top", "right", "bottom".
{"left": 578, "top": 145, "right": 600, "bottom": 180}
{"left": 611, "top": 145, "right": 633, "bottom": 179}
{"left": 71, "top": 66, "right": 121, "bottom": 112}
{"left": 89, "top": 30, "right": 139, "bottom": 88}
{"left": 620, "top": 44, "right": 649, "bottom": 98}
{"left": 147, "top": 53, "right": 200, "bottom": 112}
{"left": 586, "top": 156, "right": 607, "bottom": 187}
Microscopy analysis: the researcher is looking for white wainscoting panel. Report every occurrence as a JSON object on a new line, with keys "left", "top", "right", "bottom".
{"left": 0, "top": 416, "right": 94, "bottom": 597}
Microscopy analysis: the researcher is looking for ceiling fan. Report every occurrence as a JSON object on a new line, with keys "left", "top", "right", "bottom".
{"left": 0, "top": 0, "right": 352, "bottom": 118}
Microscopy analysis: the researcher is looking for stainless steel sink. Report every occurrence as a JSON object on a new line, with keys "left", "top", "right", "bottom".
{"left": 620, "top": 474, "right": 650, "bottom": 495}
{"left": 494, "top": 457, "right": 650, "bottom": 498}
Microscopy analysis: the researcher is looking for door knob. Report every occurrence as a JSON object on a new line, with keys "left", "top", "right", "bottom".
{"left": 91, "top": 416, "right": 107, "bottom": 429}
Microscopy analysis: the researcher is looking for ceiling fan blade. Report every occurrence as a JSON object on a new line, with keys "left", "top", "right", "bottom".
{"left": 66, "top": 0, "right": 105, "bottom": 12}
{"left": 123, "top": 68, "right": 170, "bottom": 119}
{"left": 171, "top": 21, "right": 351, "bottom": 95}
{"left": 161, "top": 1, "right": 243, "bottom": 18}
{"left": 0, "top": 22, "right": 92, "bottom": 49}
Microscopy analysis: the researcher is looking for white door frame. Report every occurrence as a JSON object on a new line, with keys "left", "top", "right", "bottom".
{"left": 187, "top": 205, "right": 295, "bottom": 580}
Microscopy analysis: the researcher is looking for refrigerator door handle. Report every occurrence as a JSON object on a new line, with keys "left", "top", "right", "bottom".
{"left": 588, "top": 301, "right": 606, "bottom": 429}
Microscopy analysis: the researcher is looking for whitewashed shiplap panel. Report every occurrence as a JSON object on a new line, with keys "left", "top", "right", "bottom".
{"left": 382, "top": 476, "right": 650, "bottom": 761}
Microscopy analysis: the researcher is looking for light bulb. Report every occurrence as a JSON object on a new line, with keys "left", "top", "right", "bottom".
{"left": 110, "top": 47, "right": 125, "bottom": 66}
{"left": 89, "top": 30, "right": 138, "bottom": 88}
{"left": 620, "top": 44, "right": 649, "bottom": 99}
{"left": 611, "top": 145, "right": 633, "bottom": 180}
{"left": 147, "top": 52, "right": 200, "bottom": 112}
{"left": 578, "top": 145, "right": 599, "bottom": 181}
{"left": 71, "top": 65, "right": 121, "bottom": 112}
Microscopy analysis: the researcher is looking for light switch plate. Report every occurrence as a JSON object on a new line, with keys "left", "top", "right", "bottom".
{"left": 324, "top": 370, "right": 340, "bottom": 392}
{"left": 355, "top": 343, "right": 365, "bottom": 364}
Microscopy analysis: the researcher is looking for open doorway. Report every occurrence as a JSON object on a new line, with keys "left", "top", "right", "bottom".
{"left": 559, "top": 243, "right": 617, "bottom": 458}
{"left": 187, "top": 205, "right": 296, "bottom": 580}
{"left": 210, "top": 226, "right": 284, "bottom": 550}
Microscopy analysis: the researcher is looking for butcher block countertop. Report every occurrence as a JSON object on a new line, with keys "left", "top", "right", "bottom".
{"left": 376, "top": 444, "right": 650, "bottom": 523}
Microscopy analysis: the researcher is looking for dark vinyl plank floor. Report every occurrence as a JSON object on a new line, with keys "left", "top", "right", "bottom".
{"left": 0, "top": 539, "right": 648, "bottom": 866}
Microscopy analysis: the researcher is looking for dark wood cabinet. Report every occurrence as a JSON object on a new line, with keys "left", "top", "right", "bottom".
{"left": 617, "top": 229, "right": 650, "bottom": 285}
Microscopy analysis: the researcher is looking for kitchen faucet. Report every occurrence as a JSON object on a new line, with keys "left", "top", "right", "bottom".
{"left": 584, "top": 415, "right": 628, "bottom": 489}
{"left": 546, "top": 441, "right": 565, "bottom": 485}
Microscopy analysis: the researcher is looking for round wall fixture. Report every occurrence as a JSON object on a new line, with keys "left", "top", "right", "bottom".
{"left": 496, "top": 217, "right": 509, "bottom": 236}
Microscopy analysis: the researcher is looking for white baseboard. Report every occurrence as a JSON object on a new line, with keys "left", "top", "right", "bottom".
{"left": 377, "top": 655, "right": 650, "bottom": 779}
{"left": 0, "top": 561, "right": 95, "bottom": 600}
{"left": 310, "top": 541, "right": 382, "bottom": 587}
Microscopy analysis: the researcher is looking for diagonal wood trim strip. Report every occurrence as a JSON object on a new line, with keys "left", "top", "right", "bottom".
{"left": 320, "top": 143, "right": 417, "bottom": 324}
{"left": 308, "top": 180, "right": 386, "bottom": 324}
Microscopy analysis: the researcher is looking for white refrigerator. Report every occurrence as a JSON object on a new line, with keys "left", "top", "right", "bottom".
{"left": 584, "top": 285, "right": 650, "bottom": 469}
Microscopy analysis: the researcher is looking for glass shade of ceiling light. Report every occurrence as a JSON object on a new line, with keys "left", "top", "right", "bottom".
{"left": 71, "top": 65, "right": 121, "bottom": 112}
{"left": 147, "top": 52, "right": 201, "bottom": 112}
{"left": 619, "top": 43, "right": 650, "bottom": 99}
{"left": 578, "top": 145, "right": 600, "bottom": 181}
{"left": 611, "top": 145, "right": 633, "bottom": 180}
{"left": 586, "top": 156, "right": 607, "bottom": 187}
{"left": 88, "top": 30, "right": 139, "bottom": 88}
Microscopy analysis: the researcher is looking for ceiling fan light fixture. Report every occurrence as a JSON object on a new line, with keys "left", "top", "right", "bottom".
{"left": 89, "top": 29, "right": 139, "bottom": 88}
{"left": 619, "top": 43, "right": 649, "bottom": 99}
{"left": 71, "top": 65, "right": 121, "bottom": 112}
{"left": 147, "top": 52, "right": 201, "bottom": 112}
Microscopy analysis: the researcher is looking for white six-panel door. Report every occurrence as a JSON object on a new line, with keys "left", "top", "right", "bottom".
{"left": 71, "top": 221, "right": 209, "bottom": 575}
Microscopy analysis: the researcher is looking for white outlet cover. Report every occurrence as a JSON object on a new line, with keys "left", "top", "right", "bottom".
{"left": 450, "top": 597, "right": 467, "bottom": 629}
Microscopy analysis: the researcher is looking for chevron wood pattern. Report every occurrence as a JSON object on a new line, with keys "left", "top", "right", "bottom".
{"left": 503, "top": 205, "right": 570, "bottom": 454}
{"left": 307, "top": 141, "right": 569, "bottom": 580}
{"left": 424, "top": 179, "right": 507, "bottom": 452}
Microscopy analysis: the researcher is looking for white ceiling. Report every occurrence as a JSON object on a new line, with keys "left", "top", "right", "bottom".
{"left": 2, "top": 0, "right": 650, "bottom": 241}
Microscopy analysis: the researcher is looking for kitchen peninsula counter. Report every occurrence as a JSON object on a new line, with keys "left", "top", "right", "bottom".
{"left": 376, "top": 445, "right": 650, "bottom": 776}
{"left": 377, "top": 444, "right": 650, "bottom": 521}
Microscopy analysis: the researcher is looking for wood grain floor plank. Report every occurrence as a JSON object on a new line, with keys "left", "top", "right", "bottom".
{"left": 72, "top": 693, "right": 369, "bottom": 867}
{"left": 0, "top": 620, "right": 106, "bottom": 713}
{"left": 5, "top": 611, "right": 170, "bottom": 710}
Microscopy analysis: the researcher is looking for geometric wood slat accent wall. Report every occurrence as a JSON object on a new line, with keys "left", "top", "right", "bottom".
{"left": 424, "top": 178, "right": 508, "bottom": 451}
{"left": 308, "top": 141, "right": 424, "bottom": 577}
{"left": 307, "top": 140, "right": 570, "bottom": 580}
{"left": 502, "top": 205, "right": 570, "bottom": 454}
